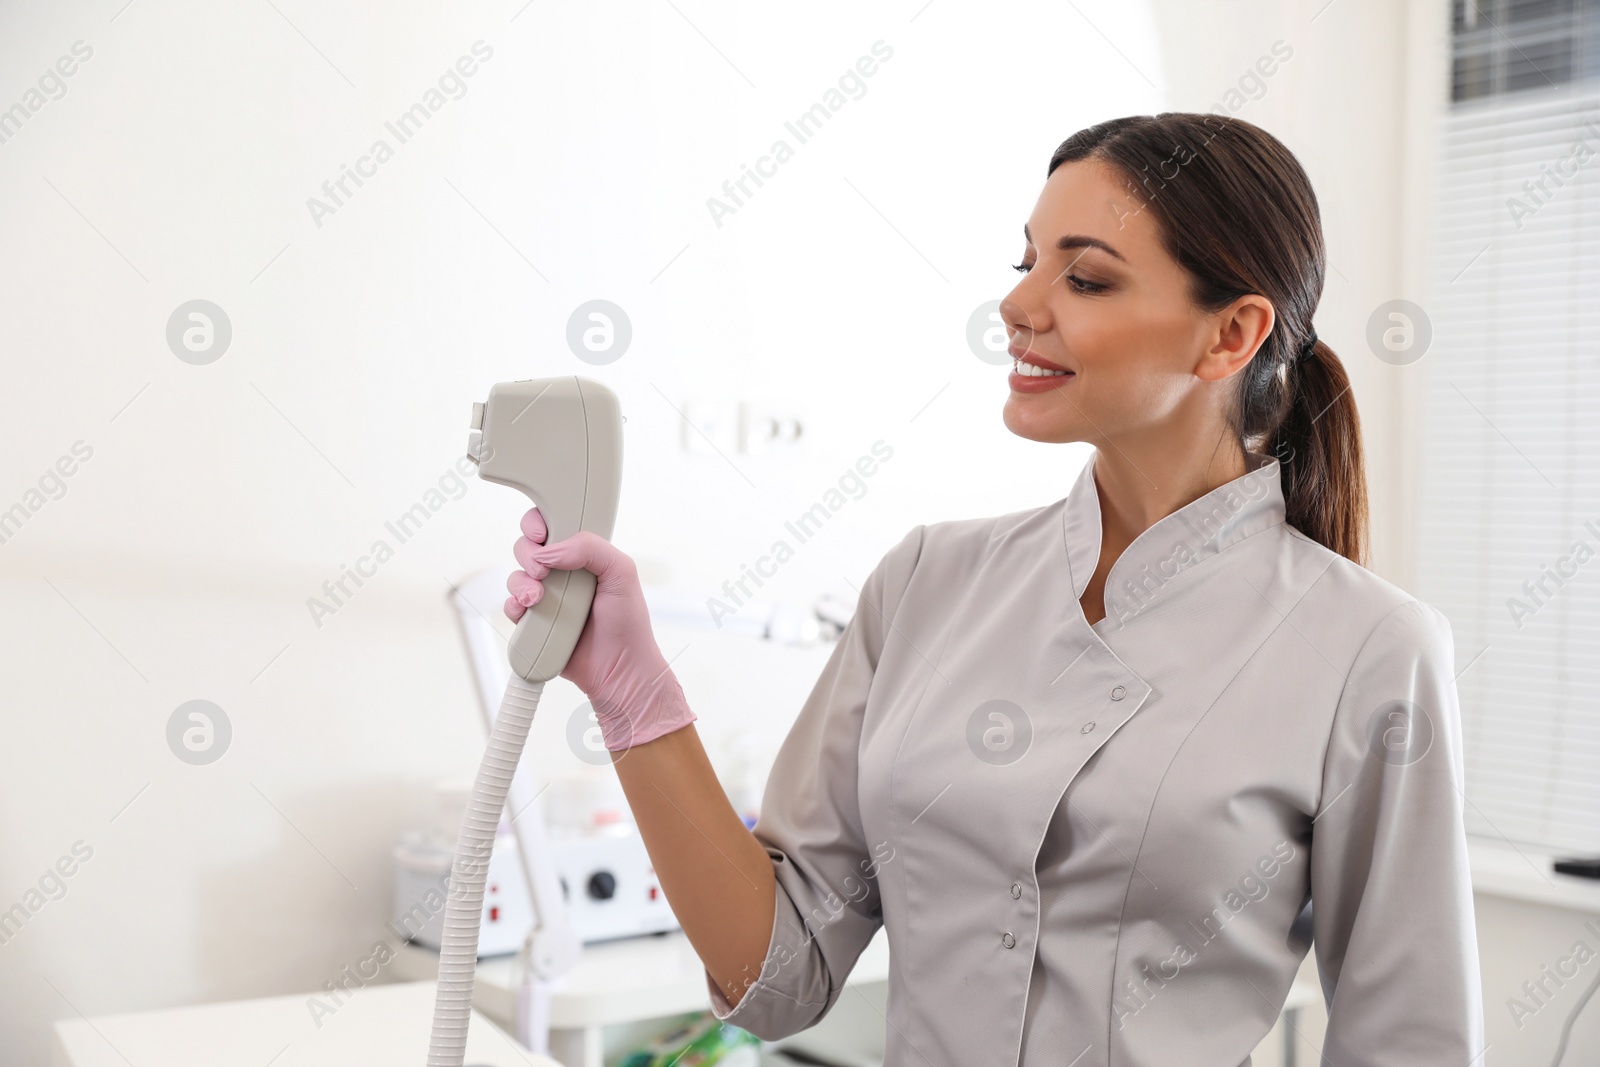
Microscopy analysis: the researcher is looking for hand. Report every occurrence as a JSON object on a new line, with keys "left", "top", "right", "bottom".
{"left": 505, "top": 506, "right": 696, "bottom": 750}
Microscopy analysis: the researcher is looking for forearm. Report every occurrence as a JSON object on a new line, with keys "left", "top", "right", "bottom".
{"left": 610, "top": 722, "right": 775, "bottom": 1009}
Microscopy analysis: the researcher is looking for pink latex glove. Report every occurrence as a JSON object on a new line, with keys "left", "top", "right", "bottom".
{"left": 504, "top": 506, "right": 696, "bottom": 752}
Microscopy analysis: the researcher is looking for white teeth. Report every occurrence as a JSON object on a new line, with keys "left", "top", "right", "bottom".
{"left": 1014, "top": 359, "right": 1070, "bottom": 377}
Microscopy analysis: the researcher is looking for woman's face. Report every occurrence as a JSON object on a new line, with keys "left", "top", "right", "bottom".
{"left": 1000, "top": 159, "right": 1254, "bottom": 447}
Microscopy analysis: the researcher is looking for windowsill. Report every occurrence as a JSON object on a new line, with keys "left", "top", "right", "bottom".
{"left": 1468, "top": 836, "right": 1600, "bottom": 913}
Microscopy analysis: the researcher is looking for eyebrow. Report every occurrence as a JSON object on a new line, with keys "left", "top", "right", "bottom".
{"left": 1022, "top": 223, "right": 1127, "bottom": 263}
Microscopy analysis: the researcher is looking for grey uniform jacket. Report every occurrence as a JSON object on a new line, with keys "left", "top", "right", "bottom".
{"left": 704, "top": 449, "right": 1486, "bottom": 1066}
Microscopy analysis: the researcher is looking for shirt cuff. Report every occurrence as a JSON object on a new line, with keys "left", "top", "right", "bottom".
{"left": 703, "top": 957, "right": 809, "bottom": 1027}
{"left": 701, "top": 874, "right": 819, "bottom": 1030}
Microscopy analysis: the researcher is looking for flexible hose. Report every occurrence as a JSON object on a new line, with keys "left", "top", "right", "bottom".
{"left": 426, "top": 673, "right": 545, "bottom": 1067}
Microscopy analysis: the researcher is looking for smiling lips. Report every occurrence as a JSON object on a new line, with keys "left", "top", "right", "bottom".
{"left": 1008, "top": 346, "right": 1074, "bottom": 378}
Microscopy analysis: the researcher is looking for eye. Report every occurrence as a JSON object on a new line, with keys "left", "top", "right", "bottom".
{"left": 1013, "top": 259, "right": 1108, "bottom": 294}
{"left": 1064, "top": 274, "right": 1109, "bottom": 294}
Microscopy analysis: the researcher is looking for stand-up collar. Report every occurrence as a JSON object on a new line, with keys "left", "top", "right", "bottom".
{"left": 1061, "top": 449, "right": 1286, "bottom": 628}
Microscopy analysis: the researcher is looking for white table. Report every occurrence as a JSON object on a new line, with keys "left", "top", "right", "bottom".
{"left": 392, "top": 927, "right": 892, "bottom": 1066}
{"left": 392, "top": 930, "right": 1320, "bottom": 1067}
{"left": 1469, "top": 835, "right": 1600, "bottom": 911}
{"left": 51, "top": 980, "right": 555, "bottom": 1067}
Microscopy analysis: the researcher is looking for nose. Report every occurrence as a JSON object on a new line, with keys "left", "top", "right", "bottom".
{"left": 1000, "top": 280, "right": 1050, "bottom": 348}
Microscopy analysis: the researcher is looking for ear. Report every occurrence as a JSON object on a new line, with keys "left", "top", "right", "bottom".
{"left": 1197, "top": 295, "right": 1275, "bottom": 382}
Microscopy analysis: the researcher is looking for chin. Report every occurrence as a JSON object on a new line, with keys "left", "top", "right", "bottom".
{"left": 1002, "top": 398, "right": 1080, "bottom": 444}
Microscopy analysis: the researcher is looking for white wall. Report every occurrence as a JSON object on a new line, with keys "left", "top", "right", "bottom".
{"left": 0, "top": 0, "right": 1163, "bottom": 1061}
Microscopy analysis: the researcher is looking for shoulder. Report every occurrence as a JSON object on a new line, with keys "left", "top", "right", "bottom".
{"left": 1279, "top": 524, "right": 1456, "bottom": 686}
{"left": 863, "top": 502, "right": 1056, "bottom": 611}
{"left": 1269, "top": 528, "right": 1466, "bottom": 796}
{"left": 913, "top": 501, "right": 1059, "bottom": 566}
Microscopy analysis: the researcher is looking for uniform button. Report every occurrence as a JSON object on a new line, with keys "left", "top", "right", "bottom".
{"left": 1010, "top": 882, "right": 1022, "bottom": 899}
{"left": 1081, "top": 721, "right": 1096, "bottom": 734}
{"left": 1001, "top": 932, "right": 1016, "bottom": 949}
{"left": 1110, "top": 685, "right": 1127, "bottom": 701}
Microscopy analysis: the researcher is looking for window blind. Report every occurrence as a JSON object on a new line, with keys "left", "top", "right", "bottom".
{"left": 1417, "top": 1, "right": 1600, "bottom": 855}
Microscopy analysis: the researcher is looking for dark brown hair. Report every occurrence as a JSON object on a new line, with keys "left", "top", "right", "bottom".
{"left": 1049, "top": 113, "right": 1369, "bottom": 566}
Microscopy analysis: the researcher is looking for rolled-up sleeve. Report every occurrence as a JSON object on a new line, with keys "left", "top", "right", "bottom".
{"left": 704, "top": 524, "right": 923, "bottom": 1038}
{"left": 1309, "top": 598, "right": 1486, "bottom": 1065}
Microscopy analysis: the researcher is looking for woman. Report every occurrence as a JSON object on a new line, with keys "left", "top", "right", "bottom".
{"left": 504, "top": 114, "right": 1485, "bottom": 1066}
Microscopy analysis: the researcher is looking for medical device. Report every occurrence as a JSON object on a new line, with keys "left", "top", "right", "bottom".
{"left": 427, "top": 377, "right": 624, "bottom": 1067}
{"left": 393, "top": 760, "right": 679, "bottom": 955}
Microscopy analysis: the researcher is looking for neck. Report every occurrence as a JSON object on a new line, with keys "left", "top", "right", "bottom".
{"left": 1091, "top": 434, "right": 1249, "bottom": 552}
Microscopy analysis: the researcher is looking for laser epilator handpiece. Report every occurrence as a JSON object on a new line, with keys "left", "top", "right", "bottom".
{"left": 468, "top": 376, "right": 624, "bottom": 681}
{"left": 428, "top": 376, "right": 622, "bottom": 1067}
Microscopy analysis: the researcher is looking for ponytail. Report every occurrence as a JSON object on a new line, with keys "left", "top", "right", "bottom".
{"left": 1265, "top": 338, "right": 1370, "bottom": 567}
